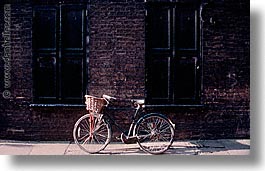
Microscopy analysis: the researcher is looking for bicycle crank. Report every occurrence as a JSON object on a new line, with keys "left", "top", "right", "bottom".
{"left": 120, "top": 133, "right": 138, "bottom": 144}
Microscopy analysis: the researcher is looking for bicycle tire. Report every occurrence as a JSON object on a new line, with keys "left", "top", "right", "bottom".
{"left": 134, "top": 113, "right": 175, "bottom": 154}
{"left": 73, "top": 113, "right": 111, "bottom": 154}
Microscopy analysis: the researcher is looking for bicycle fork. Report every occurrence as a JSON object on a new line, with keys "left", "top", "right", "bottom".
{"left": 89, "top": 114, "right": 94, "bottom": 138}
{"left": 82, "top": 114, "right": 95, "bottom": 144}
{"left": 87, "top": 114, "right": 104, "bottom": 140}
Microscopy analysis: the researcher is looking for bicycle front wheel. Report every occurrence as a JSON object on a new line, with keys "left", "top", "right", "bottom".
{"left": 73, "top": 114, "right": 111, "bottom": 154}
{"left": 134, "top": 114, "right": 175, "bottom": 154}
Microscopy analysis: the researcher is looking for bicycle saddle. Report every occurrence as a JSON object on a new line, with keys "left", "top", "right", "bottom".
{"left": 134, "top": 99, "right": 145, "bottom": 105}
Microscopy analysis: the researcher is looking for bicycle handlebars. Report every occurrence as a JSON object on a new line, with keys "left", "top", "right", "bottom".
{"left": 102, "top": 94, "right": 117, "bottom": 101}
{"left": 102, "top": 94, "right": 145, "bottom": 107}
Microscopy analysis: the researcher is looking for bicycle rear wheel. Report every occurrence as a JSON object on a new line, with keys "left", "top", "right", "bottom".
{"left": 73, "top": 114, "right": 111, "bottom": 154}
{"left": 134, "top": 113, "right": 175, "bottom": 154}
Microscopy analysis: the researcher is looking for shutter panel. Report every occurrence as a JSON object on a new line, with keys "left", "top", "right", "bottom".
{"left": 61, "top": 5, "right": 85, "bottom": 102}
{"left": 146, "top": 2, "right": 200, "bottom": 104}
{"left": 34, "top": 7, "right": 57, "bottom": 100}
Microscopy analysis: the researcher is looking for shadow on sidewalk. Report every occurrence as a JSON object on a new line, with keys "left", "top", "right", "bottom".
{"left": 66, "top": 139, "right": 250, "bottom": 155}
{"left": 188, "top": 139, "right": 250, "bottom": 155}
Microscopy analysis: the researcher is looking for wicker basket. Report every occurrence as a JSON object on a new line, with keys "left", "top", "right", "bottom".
{"left": 85, "top": 95, "right": 107, "bottom": 113}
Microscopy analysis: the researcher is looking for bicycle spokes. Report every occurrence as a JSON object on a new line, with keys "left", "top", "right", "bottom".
{"left": 135, "top": 114, "right": 174, "bottom": 154}
{"left": 73, "top": 114, "right": 111, "bottom": 154}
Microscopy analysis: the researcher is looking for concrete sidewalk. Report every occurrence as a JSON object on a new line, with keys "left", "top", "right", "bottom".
{"left": 0, "top": 139, "right": 250, "bottom": 155}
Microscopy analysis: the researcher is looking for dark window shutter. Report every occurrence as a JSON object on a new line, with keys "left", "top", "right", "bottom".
{"left": 146, "top": 2, "right": 201, "bottom": 104}
{"left": 33, "top": 4, "right": 86, "bottom": 104}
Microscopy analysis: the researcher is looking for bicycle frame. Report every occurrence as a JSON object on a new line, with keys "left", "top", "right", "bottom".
{"left": 103, "top": 102, "right": 143, "bottom": 139}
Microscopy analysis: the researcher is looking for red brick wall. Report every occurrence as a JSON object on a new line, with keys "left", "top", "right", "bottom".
{"left": 88, "top": 0, "right": 145, "bottom": 98}
{"left": 201, "top": 0, "right": 250, "bottom": 139}
{"left": 0, "top": 2, "right": 34, "bottom": 140}
{"left": 0, "top": 0, "right": 249, "bottom": 141}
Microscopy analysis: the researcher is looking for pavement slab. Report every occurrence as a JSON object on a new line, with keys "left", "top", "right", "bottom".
{"left": 218, "top": 139, "right": 250, "bottom": 150}
{"left": 195, "top": 140, "right": 225, "bottom": 148}
{"left": 0, "top": 143, "right": 33, "bottom": 155}
{"left": 29, "top": 143, "right": 70, "bottom": 155}
{"left": 226, "top": 149, "right": 250, "bottom": 155}
{"left": 0, "top": 139, "right": 250, "bottom": 155}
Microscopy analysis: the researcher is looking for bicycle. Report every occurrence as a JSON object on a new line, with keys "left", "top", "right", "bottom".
{"left": 73, "top": 94, "right": 175, "bottom": 154}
